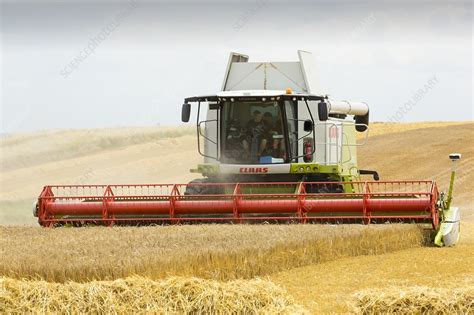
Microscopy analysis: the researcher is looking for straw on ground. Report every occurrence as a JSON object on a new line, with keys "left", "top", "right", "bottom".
{"left": 0, "top": 276, "right": 308, "bottom": 314}
{"left": 353, "top": 285, "right": 474, "bottom": 314}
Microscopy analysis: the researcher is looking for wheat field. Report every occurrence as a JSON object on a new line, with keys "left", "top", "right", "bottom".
{"left": 1, "top": 121, "right": 473, "bottom": 313}
{"left": 0, "top": 225, "right": 427, "bottom": 283}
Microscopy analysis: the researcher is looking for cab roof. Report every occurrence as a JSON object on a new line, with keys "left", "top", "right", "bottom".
{"left": 184, "top": 90, "right": 326, "bottom": 103}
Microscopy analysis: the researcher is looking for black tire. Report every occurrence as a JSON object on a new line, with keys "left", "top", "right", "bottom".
{"left": 305, "top": 182, "right": 344, "bottom": 194}
{"left": 184, "top": 179, "right": 225, "bottom": 195}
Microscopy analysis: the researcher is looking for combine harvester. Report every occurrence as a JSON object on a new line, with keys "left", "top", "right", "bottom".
{"left": 34, "top": 51, "right": 461, "bottom": 246}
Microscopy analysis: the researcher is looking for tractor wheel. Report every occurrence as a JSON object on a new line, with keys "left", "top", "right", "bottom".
{"left": 184, "top": 179, "right": 225, "bottom": 195}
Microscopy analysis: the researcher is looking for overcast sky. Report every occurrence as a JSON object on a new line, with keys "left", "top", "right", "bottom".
{"left": 0, "top": 0, "right": 472, "bottom": 133}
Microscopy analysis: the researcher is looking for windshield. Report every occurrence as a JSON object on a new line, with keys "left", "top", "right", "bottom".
{"left": 221, "top": 100, "right": 288, "bottom": 164}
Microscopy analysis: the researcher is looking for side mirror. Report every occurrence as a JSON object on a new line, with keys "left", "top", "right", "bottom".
{"left": 303, "top": 120, "right": 313, "bottom": 132}
{"left": 355, "top": 111, "right": 369, "bottom": 132}
{"left": 318, "top": 101, "right": 329, "bottom": 121}
{"left": 181, "top": 103, "right": 191, "bottom": 122}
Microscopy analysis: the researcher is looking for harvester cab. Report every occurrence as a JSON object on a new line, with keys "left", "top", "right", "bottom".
{"left": 34, "top": 51, "right": 461, "bottom": 247}
{"left": 182, "top": 51, "right": 375, "bottom": 188}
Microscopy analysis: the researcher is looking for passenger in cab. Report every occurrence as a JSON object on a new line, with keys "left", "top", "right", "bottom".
{"left": 262, "top": 113, "right": 285, "bottom": 158}
{"left": 242, "top": 110, "right": 268, "bottom": 160}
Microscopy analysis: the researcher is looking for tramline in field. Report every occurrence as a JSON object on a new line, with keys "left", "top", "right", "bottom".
{"left": 34, "top": 51, "right": 461, "bottom": 246}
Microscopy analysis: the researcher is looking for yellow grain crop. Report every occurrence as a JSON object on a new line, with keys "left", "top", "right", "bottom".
{"left": 0, "top": 224, "right": 427, "bottom": 282}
